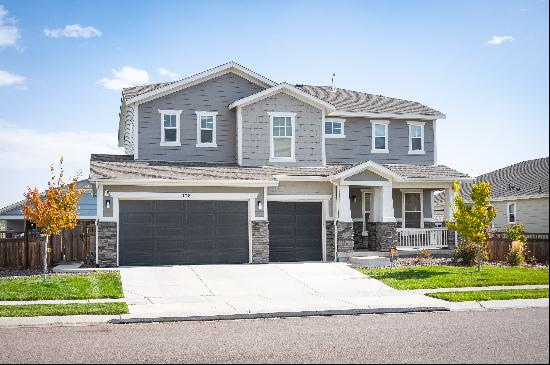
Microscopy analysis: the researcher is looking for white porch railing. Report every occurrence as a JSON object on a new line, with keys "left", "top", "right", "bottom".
{"left": 396, "top": 228, "right": 449, "bottom": 248}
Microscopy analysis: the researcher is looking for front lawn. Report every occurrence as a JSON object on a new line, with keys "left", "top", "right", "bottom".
{"left": 427, "top": 289, "right": 549, "bottom": 302}
{"left": 0, "top": 273, "right": 124, "bottom": 301}
{"left": 358, "top": 266, "right": 549, "bottom": 290}
{"left": 0, "top": 302, "right": 128, "bottom": 317}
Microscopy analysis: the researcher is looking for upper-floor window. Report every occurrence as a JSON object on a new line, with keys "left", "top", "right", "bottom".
{"left": 371, "top": 121, "right": 389, "bottom": 153}
{"left": 408, "top": 121, "right": 425, "bottom": 154}
{"left": 507, "top": 202, "right": 516, "bottom": 224}
{"left": 269, "top": 112, "right": 296, "bottom": 161}
{"left": 196, "top": 111, "right": 218, "bottom": 147}
{"left": 325, "top": 119, "right": 345, "bottom": 138}
{"left": 159, "top": 110, "right": 182, "bottom": 146}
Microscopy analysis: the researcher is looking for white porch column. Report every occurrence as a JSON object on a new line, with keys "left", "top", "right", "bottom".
{"left": 380, "top": 184, "right": 396, "bottom": 222}
{"left": 444, "top": 185, "right": 455, "bottom": 221}
{"left": 337, "top": 185, "right": 352, "bottom": 222}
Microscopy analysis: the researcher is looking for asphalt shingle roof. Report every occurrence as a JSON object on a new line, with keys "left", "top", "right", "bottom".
{"left": 89, "top": 155, "right": 350, "bottom": 181}
{"left": 296, "top": 85, "right": 442, "bottom": 116}
{"left": 385, "top": 164, "right": 470, "bottom": 180}
{"left": 89, "top": 155, "right": 469, "bottom": 182}
{"left": 434, "top": 157, "right": 549, "bottom": 206}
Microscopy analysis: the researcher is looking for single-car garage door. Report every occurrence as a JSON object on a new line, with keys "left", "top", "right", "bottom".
{"left": 268, "top": 202, "right": 323, "bottom": 262}
{"left": 119, "top": 200, "right": 249, "bottom": 266}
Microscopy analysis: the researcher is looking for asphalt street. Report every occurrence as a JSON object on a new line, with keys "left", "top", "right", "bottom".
{"left": 1, "top": 308, "right": 548, "bottom": 364}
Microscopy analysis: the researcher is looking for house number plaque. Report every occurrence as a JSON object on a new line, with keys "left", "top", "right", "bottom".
{"left": 182, "top": 193, "right": 191, "bottom": 198}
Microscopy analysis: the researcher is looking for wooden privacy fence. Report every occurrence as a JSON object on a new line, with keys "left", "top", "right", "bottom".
{"left": 0, "top": 222, "right": 96, "bottom": 269}
{"left": 486, "top": 232, "right": 549, "bottom": 263}
{"left": 0, "top": 238, "right": 45, "bottom": 268}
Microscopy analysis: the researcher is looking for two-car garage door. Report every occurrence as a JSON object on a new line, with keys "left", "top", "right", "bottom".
{"left": 119, "top": 200, "right": 249, "bottom": 266}
{"left": 118, "top": 200, "right": 324, "bottom": 266}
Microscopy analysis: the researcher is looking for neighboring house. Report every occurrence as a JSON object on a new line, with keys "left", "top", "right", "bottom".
{"left": 434, "top": 157, "right": 549, "bottom": 233}
{"left": 0, "top": 180, "right": 97, "bottom": 233}
{"left": 90, "top": 61, "right": 470, "bottom": 267}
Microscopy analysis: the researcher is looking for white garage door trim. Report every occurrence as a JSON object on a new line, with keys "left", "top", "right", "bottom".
{"left": 107, "top": 192, "right": 259, "bottom": 266}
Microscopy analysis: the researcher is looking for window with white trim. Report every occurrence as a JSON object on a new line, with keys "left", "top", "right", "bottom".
{"left": 507, "top": 202, "right": 516, "bottom": 224}
{"left": 325, "top": 119, "right": 345, "bottom": 138}
{"left": 362, "top": 191, "right": 371, "bottom": 233}
{"left": 403, "top": 192, "right": 423, "bottom": 228}
{"left": 408, "top": 122, "right": 425, "bottom": 154}
{"left": 371, "top": 121, "right": 389, "bottom": 152}
{"left": 269, "top": 112, "right": 295, "bottom": 161}
{"left": 159, "top": 110, "right": 182, "bottom": 146}
{"left": 196, "top": 111, "right": 218, "bottom": 147}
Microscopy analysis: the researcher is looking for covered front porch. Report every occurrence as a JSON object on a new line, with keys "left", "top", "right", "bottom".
{"left": 330, "top": 162, "right": 467, "bottom": 255}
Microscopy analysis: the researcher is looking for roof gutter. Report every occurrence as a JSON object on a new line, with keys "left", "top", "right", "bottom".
{"left": 328, "top": 111, "right": 446, "bottom": 120}
{"left": 89, "top": 178, "right": 279, "bottom": 187}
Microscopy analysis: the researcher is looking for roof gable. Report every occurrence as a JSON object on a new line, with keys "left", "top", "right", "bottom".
{"left": 229, "top": 83, "right": 336, "bottom": 112}
{"left": 123, "top": 62, "right": 276, "bottom": 104}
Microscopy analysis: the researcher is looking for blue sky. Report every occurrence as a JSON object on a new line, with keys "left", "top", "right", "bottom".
{"left": 0, "top": 0, "right": 548, "bottom": 206}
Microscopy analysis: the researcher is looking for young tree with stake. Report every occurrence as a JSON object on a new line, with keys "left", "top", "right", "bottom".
{"left": 22, "top": 157, "right": 82, "bottom": 280}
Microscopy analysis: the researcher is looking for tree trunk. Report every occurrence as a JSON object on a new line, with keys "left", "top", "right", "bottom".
{"left": 477, "top": 241, "right": 481, "bottom": 272}
{"left": 43, "top": 235, "right": 49, "bottom": 282}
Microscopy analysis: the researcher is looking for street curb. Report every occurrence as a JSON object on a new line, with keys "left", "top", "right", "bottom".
{"left": 109, "top": 306, "right": 450, "bottom": 324}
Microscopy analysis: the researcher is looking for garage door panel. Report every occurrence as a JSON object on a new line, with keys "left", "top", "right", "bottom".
{"left": 268, "top": 202, "right": 322, "bottom": 262}
{"left": 119, "top": 200, "right": 249, "bottom": 266}
{"left": 154, "top": 200, "right": 184, "bottom": 212}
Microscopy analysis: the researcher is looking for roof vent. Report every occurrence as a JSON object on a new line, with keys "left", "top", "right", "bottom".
{"left": 331, "top": 73, "right": 336, "bottom": 92}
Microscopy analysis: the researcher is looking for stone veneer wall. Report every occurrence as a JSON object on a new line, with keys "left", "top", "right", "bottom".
{"left": 353, "top": 222, "right": 368, "bottom": 250}
{"left": 336, "top": 221, "right": 354, "bottom": 257}
{"left": 97, "top": 221, "right": 117, "bottom": 267}
{"left": 326, "top": 221, "right": 336, "bottom": 261}
{"left": 251, "top": 220, "right": 269, "bottom": 264}
{"left": 367, "top": 222, "right": 398, "bottom": 251}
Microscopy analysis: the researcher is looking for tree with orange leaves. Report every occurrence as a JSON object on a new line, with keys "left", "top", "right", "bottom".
{"left": 22, "top": 157, "right": 82, "bottom": 280}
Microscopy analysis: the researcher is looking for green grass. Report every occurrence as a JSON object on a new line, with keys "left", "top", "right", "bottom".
{"left": 427, "top": 289, "right": 549, "bottom": 302}
{"left": 0, "top": 273, "right": 124, "bottom": 301}
{"left": 0, "top": 302, "right": 128, "bottom": 317}
{"left": 357, "top": 266, "right": 549, "bottom": 290}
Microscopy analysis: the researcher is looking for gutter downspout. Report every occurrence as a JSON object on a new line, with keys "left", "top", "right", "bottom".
{"left": 333, "top": 183, "right": 339, "bottom": 261}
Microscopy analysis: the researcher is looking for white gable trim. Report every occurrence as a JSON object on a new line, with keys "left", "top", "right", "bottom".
{"left": 126, "top": 62, "right": 276, "bottom": 105}
{"left": 229, "top": 83, "right": 336, "bottom": 113}
{"left": 330, "top": 161, "right": 402, "bottom": 182}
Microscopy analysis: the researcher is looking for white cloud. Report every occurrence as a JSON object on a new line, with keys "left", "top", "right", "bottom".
{"left": 44, "top": 24, "right": 102, "bottom": 39}
{"left": 158, "top": 67, "right": 180, "bottom": 81}
{"left": 487, "top": 35, "right": 515, "bottom": 45}
{"left": 0, "top": 121, "right": 123, "bottom": 206}
{"left": 0, "top": 4, "right": 20, "bottom": 48}
{"left": 0, "top": 69, "right": 25, "bottom": 89}
{"left": 98, "top": 66, "right": 149, "bottom": 90}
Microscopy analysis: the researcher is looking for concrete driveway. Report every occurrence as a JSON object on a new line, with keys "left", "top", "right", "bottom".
{"left": 119, "top": 263, "right": 446, "bottom": 318}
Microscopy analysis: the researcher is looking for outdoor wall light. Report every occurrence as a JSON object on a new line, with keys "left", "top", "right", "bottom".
{"left": 352, "top": 195, "right": 357, "bottom": 203}
{"left": 257, "top": 200, "right": 263, "bottom": 210}
{"left": 104, "top": 189, "right": 110, "bottom": 197}
{"left": 105, "top": 199, "right": 111, "bottom": 209}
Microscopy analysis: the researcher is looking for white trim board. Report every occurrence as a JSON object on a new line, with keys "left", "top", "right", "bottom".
{"left": 328, "top": 111, "right": 446, "bottom": 120}
{"left": 91, "top": 179, "right": 278, "bottom": 187}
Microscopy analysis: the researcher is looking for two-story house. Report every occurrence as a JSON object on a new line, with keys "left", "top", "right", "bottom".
{"left": 90, "top": 62, "right": 470, "bottom": 267}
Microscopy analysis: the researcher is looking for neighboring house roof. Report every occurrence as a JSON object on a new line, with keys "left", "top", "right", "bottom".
{"left": 434, "top": 157, "right": 549, "bottom": 207}
{"left": 89, "top": 155, "right": 469, "bottom": 183}
{"left": 296, "top": 85, "right": 445, "bottom": 119}
{"left": 0, "top": 180, "right": 95, "bottom": 218}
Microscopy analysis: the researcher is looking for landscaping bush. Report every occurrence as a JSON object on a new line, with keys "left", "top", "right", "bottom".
{"left": 507, "top": 241, "right": 526, "bottom": 266}
{"left": 453, "top": 239, "right": 488, "bottom": 266}
{"left": 505, "top": 225, "right": 527, "bottom": 267}
{"left": 416, "top": 249, "right": 432, "bottom": 264}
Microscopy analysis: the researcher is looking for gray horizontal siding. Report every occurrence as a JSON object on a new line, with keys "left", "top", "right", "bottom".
{"left": 241, "top": 92, "right": 323, "bottom": 167}
{"left": 137, "top": 73, "right": 265, "bottom": 163}
{"left": 492, "top": 198, "right": 549, "bottom": 233}
{"left": 326, "top": 118, "right": 435, "bottom": 165}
